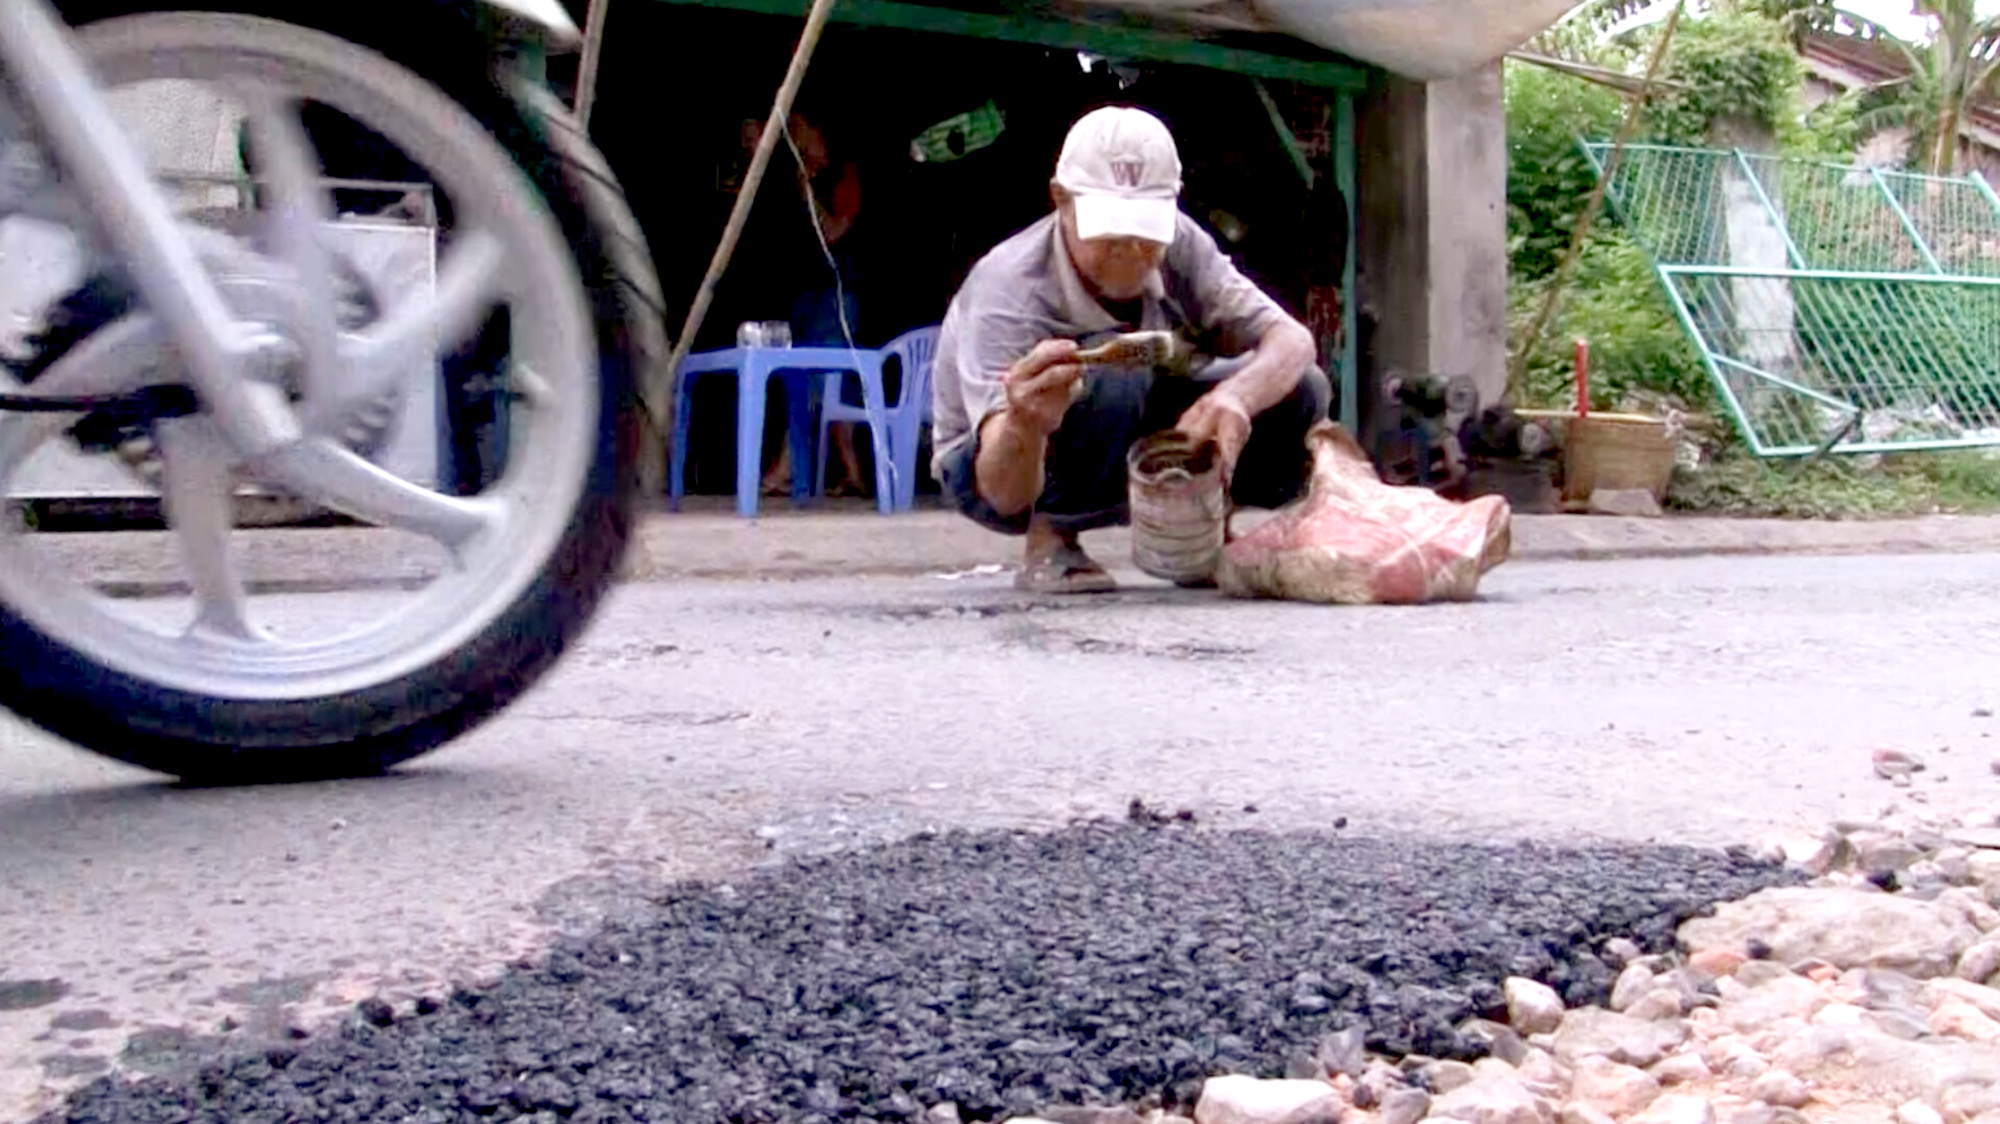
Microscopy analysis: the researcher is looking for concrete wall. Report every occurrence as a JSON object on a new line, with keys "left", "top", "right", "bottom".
{"left": 1353, "top": 61, "right": 1509, "bottom": 428}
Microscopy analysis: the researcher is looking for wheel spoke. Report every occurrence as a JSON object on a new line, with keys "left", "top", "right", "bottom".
{"left": 313, "top": 229, "right": 507, "bottom": 434}
{"left": 16, "top": 312, "right": 165, "bottom": 398}
{"left": 350, "top": 230, "right": 506, "bottom": 369}
{"left": 155, "top": 417, "right": 260, "bottom": 641}
{"left": 235, "top": 81, "right": 342, "bottom": 406}
{"left": 0, "top": 313, "right": 165, "bottom": 496}
{"left": 247, "top": 437, "right": 503, "bottom": 550}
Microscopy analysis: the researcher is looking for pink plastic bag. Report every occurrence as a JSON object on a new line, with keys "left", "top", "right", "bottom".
{"left": 1216, "top": 422, "right": 1512, "bottom": 605}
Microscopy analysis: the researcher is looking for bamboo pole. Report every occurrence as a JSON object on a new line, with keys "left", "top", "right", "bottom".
{"left": 573, "top": 0, "right": 611, "bottom": 129}
{"left": 1506, "top": 0, "right": 1685, "bottom": 405}
{"left": 651, "top": 0, "right": 841, "bottom": 493}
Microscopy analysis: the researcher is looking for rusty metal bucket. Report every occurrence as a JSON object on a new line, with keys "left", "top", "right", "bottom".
{"left": 1127, "top": 430, "right": 1228, "bottom": 586}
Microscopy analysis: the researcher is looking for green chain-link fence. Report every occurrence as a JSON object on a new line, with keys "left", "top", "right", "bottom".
{"left": 1585, "top": 143, "right": 2000, "bottom": 456}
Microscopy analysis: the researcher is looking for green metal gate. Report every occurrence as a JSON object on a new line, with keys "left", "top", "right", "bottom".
{"left": 1586, "top": 143, "right": 2000, "bottom": 456}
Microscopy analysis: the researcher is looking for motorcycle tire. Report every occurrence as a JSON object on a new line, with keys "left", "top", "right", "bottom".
{"left": 0, "top": 10, "right": 666, "bottom": 783}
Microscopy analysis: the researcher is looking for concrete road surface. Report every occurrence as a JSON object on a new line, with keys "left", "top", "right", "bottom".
{"left": 5, "top": 552, "right": 2000, "bottom": 1119}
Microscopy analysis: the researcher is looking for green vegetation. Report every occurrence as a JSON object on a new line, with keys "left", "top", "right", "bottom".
{"left": 1505, "top": 1, "right": 2000, "bottom": 517}
{"left": 1666, "top": 449, "right": 2000, "bottom": 517}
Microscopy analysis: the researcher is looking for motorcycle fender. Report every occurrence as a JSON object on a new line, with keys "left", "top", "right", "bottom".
{"left": 479, "top": 0, "right": 582, "bottom": 49}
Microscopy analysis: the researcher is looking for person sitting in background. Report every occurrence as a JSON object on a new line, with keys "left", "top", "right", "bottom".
{"left": 738, "top": 111, "right": 873, "bottom": 499}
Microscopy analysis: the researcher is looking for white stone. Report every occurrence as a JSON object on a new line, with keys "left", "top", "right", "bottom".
{"left": 1358, "top": 1061, "right": 1404, "bottom": 1108}
{"left": 1612, "top": 966, "right": 1658, "bottom": 1013}
{"left": 1951, "top": 827, "right": 2000, "bottom": 850}
{"left": 1462, "top": 1021, "right": 1530, "bottom": 1068}
{"left": 1569, "top": 1056, "right": 1661, "bottom": 1117}
{"left": 1627, "top": 989, "right": 1687, "bottom": 1022}
{"left": 1781, "top": 834, "right": 1841, "bottom": 875}
{"left": 1679, "top": 888, "right": 1981, "bottom": 978}
{"left": 1507, "top": 979, "right": 1565, "bottom": 1037}
{"left": 1194, "top": 1077, "right": 1345, "bottom": 1124}
{"left": 1427, "top": 1062, "right": 1477, "bottom": 1095}
{"left": 1941, "top": 889, "right": 2000, "bottom": 934}
{"left": 1651, "top": 1053, "right": 1713, "bottom": 1086}
{"left": 1561, "top": 1105, "right": 1616, "bottom": 1124}
{"left": 1603, "top": 939, "right": 1645, "bottom": 968}
{"left": 1554, "top": 1008, "right": 1689, "bottom": 1069}
{"left": 1722, "top": 1105, "right": 1778, "bottom": 1124}
{"left": 1969, "top": 851, "right": 2000, "bottom": 904}
{"left": 1899, "top": 1102, "right": 1946, "bottom": 1124}
{"left": 1427, "top": 1073, "right": 1555, "bottom": 1124}
{"left": 1961, "top": 941, "right": 2000, "bottom": 982}
{"left": 1703, "top": 1035, "right": 1769, "bottom": 1079}
{"left": 1379, "top": 1087, "right": 1430, "bottom": 1124}
{"left": 1719, "top": 1048, "right": 1770, "bottom": 1079}
{"left": 1516, "top": 1050, "right": 1563, "bottom": 1097}
{"left": 1944, "top": 1086, "right": 2000, "bottom": 1124}
{"left": 1748, "top": 1071, "right": 1812, "bottom": 1110}
{"left": 1735, "top": 961, "right": 1793, "bottom": 989}
{"left": 1722, "top": 977, "right": 1829, "bottom": 1033}
{"left": 1931, "top": 995, "right": 2000, "bottom": 1041}
{"left": 1772, "top": 1025, "right": 1869, "bottom": 1075}
{"left": 1632, "top": 1096, "right": 1716, "bottom": 1124}
{"left": 1851, "top": 830, "right": 1927, "bottom": 872}
{"left": 1927, "top": 977, "right": 2000, "bottom": 1021}
{"left": 1810, "top": 1002, "right": 1869, "bottom": 1027}
{"left": 1941, "top": 847, "right": 1979, "bottom": 885}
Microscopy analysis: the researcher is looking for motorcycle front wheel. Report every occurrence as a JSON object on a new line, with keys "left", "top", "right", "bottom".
{"left": 0, "top": 12, "right": 664, "bottom": 782}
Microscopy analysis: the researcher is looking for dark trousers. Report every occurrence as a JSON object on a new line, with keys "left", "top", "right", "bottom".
{"left": 942, "top": 360, "right": 1333, "bottom": 536}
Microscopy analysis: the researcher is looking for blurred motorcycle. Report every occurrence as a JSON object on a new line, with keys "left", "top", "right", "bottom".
{"left": 0, "top": 0, "right": 665, "bottom": 782}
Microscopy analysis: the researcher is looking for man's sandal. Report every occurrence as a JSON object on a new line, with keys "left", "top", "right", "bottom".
{"left": 1014, "top": 541, "right": 1119, "bottom": 595}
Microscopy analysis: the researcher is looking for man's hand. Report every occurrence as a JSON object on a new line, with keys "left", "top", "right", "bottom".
{"left": 974, "top": 339, "right": 1084, "bottom": 518}
{"left": 1001, "top": 339, "right": 1085, "bottom": 438}
{"left": 1176, "top": 389, "right": 1254, "bottom": 477}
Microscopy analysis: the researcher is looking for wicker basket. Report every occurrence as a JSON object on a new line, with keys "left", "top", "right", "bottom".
{"left": 1559, "top": 412, "right": 1679, "bottom": 503}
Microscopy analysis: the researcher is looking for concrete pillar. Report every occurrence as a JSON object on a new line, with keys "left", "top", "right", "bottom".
{"left": 1354, "top": 61, "right": 1509, "bottom": 430}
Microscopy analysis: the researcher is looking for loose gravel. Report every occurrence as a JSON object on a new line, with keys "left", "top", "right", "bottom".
{"left": 37, "top": 822, "right": 1798, "bottom": 1124}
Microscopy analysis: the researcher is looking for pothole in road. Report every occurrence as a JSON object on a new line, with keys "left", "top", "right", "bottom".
{"left": 752, "top": 804, "right": 934, "bottom": 862}
{"left": 1000, "top": 623, "right": 1255, "bottom": 661}
{"left": 524, "top": 709, "right": 750, "bottom": 729}
{"left": 867, "top": 600, "right": 1063, "bottom": 623}
{"left": 116, "top": 1025, "right": 198, "bottom": 1076}
{"left": 45, "top": 1010, "right": 114, "bottom": 1033}
{"left": 0, "top": 979, "right": 67, "bottom": 1012}
{"left": 858, "top": 592, "right": 1198, "bottom": 625}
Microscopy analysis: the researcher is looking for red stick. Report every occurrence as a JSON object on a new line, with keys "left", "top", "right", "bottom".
{"left": 1574, "top": 338, "right": 1590, "bottom": 418}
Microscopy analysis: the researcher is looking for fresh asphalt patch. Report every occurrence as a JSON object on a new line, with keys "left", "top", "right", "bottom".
{"left": 37, "top": 821, "right": 1797, "bottom": 1124}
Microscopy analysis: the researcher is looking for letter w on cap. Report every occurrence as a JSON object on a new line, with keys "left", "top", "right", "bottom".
{"left": 1110, "top": 160, "right": 1144, "bottom": 188}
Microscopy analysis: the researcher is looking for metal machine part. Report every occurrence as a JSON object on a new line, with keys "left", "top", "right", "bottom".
{"left": 1371, "top": 371, "right": 1557, "bottom": 498}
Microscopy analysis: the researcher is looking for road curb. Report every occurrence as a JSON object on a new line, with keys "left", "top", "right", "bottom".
{"left": 35, "top": 509, "right": 2000, "bottom": 594}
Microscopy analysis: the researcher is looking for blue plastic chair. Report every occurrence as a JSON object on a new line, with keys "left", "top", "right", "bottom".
{"left": 671, "top": 345, "right": 893, "bottom": 518}
{"left": 814, "top": 325, "right": 941, "bottom": 513}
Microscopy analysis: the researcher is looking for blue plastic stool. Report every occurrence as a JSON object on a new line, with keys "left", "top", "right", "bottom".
{"left": 814, "top": 325, "right": 941, "bottom": 513}
{"left": 671, "top": 346, "right": 893, "bottom": 518}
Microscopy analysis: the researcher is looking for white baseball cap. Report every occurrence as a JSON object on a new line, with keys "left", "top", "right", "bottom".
{"left": 1054, "top": 106, "right": 1182, "bottom": 245}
